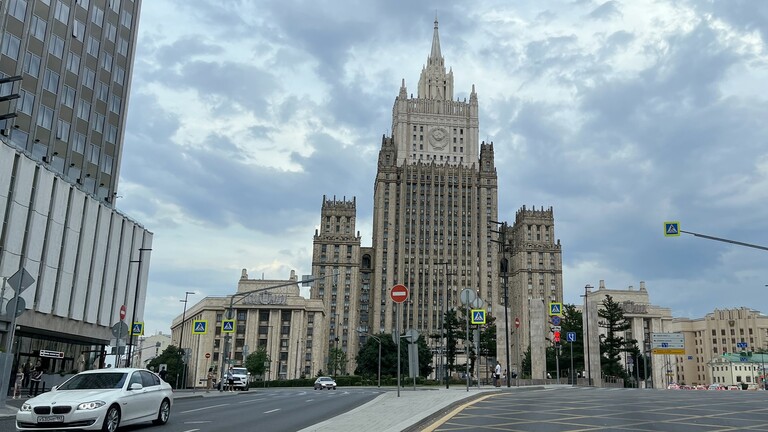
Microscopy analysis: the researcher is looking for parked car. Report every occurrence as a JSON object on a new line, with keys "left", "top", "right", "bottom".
{"left": 16, "top": 368, "right": 172, "bottom": 432}
{"left": 314, "top": 376, "right": 337, "bottom": 390}
{"left": 727, "top": 385, "right": 741, "bottom": 390}
{"left": 707, "top": 384, "right": 722, "bottom": 390}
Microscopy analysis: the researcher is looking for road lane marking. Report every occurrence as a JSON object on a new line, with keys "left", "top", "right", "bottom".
{"left": 238, "top": 398, "right": 267, "bottom": 404}
{"left": 180, "top": 403, "right": 229, "bottom": 414}
{"left": 421, "top": 394, "right": 498, "bottom": 432}
{"left": 264, "top": 409, "right": 281, "bottom": 414}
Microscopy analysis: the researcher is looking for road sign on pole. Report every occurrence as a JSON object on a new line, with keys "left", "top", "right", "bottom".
{"left": 664, "top": 221, "right": 680, "bottom": 237}
{"left": 119, "top": 305, "right": 126, "bottom": 321}
{"left": 514, "top": 317, "right": 520, "bottom": 328}
{"left": 7, "top": 268, "right": 34, "bottom": 293}
{"left": 390, "top": 284, "right": 408, "bottom": 304}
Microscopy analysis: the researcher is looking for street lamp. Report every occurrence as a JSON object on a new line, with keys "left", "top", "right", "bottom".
{"left": 177, "top": 291, "right": 194, "bottom": 389}
{"left": 436, "top": 261, "right": 454, "bottom": 389}
{"left": 357, "top": 328, "right": 381, "bottom": 388}
{"left": 219, "top": 272, "right": 338, "bottom": 390}
{"left": 583, "top": 284, "right": 593, "bottom": 386}
{"left": 333, "top": 336, "right": 340, "bottom": 379}
{"left": 126, "top": 247, "right": 151, "bottom": 367}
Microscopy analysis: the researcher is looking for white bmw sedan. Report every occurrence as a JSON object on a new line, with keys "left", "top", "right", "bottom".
{"left": 16, "top": 368, "right": 173, "bottom": 432}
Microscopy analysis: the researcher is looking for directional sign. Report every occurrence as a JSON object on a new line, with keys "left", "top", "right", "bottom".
{"left": 737, "top": 342, "right": 748, "bottom": 349}
{"left": 551, "top": 326, "right": 561, "bottom": 332}
{"left": 192, "top": 320, "right": 208, "bottom": 334}
{"left": 131, "top": 322, "right": 144, "bottom": 336}
{"left": 40, "top": 349, "right": 64, "bottom": 359}
{"left": 390, "top": 284, "right": 409, "bottom": 304}
{"left": 664, "top": 221, "right": 680, "bottom": 237}
{"left": 549, "top": 302, "right": 562, "bottom": 316}
{"left": 551, "top": 316, "right": 561, "bottom": 326}
{"left": 567, "top": 332, "right": 576, "bottom": 342}
{"left": 471, "top": 309, "right": 486, "bottom": 325}
{"left": 651, "top": 332, "right": 684, "bottom": 354}
{"left": 222, "top": 320, "right": 235, "bottom": 333}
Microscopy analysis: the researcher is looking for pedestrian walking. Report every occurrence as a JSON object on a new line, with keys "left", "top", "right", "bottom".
{"left": 494, "top": 361, "right": 501, "bottom": 387}
{"left": 158, "top": 366, "right": 167, "bottom": 381}
{"left": 206, "top": 368, "right": 214, "bottom": 393}
{"left": 22, "top": 359, "right": 31, "bottom": 388}
{"left": 13, "top": 367, "right": 23, "bottom": 399}
{"left": 226, "top": 367, "right": 235, "bottom": 392}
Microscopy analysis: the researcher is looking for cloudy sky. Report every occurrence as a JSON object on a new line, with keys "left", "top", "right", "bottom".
{"left": 116, "top": 0, "right": 768, "bottom": 337}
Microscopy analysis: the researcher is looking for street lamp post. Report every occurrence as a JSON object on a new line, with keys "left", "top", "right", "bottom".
{"left": 126, "top": 247, "right": 151, "bottom": 367}
{"left": 583, "top": 284, "right": 593, "bottom": 386}
{"left": 176, "top": 291, "right": 194, "bottom": 389}
{"left": 490, "top": 220, "right": 511, "bottom": 387}
{"left": 356, "top": 329, "right": 381, "bottom": 388}
{"left": 436, "top": 261, "right": 454, "bottom": 389}
{"left": 219, "top": 273, "right": 338, "bottom": 390}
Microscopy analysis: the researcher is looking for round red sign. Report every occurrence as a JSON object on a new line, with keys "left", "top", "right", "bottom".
{"left": 390, "top": 284, "right": 409, "bottom": 304}
{"left": 514, "top": 317, "right": 520, "bottom": 328}
{"left": 205, "top": 352, "right": 211, "bottom": 359}
{"left": 120, "top": 305, "right": 126, "bottom": 320}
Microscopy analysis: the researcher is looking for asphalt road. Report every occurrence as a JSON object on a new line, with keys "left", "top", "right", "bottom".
{"left": 0, "top": 388, "right": 382, "bottom": 432}
{"left": 425, "top": 387, "right": 768, "bottom": 431}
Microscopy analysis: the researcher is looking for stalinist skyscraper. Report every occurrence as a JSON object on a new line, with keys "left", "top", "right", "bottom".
{"left": 369, "top": 20, "right": 500, "bottom": 338}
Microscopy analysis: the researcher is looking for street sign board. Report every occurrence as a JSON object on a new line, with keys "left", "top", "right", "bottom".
{"left": 459, "top": 288, "right": 476, "bottom": 305}
{"left": 192, "top": 320, "right": 208, "bottom": 334}
{"left": 131, "top": 322, "right": 144, "bottom": 336}
{"left": 737, "top": 342, "right": 748, "bottom": 349}
{"left": 111, "top": 321, "right": 129, "bottom": 339}
{"left": 549, "top": 303, "right": 562, "bottom": 316}
{"left": 471, "top": 309, "right": 486, "bottom": 325}
{"left": 222, "top": 320, "right": 235, "bottom": 333}
{"left": 551, "top": 325, "right": 561, "bottom": 332}
{"left": 390, "top": 284, "right": 408, "bottom": 304}
{"left": 651, "top": 332, "right": 684, "bottom": 355}
{"left": 405, "top": 328, "right": 420, "bottom": 343}
{"left": 7, "top": 268, "right": 35, "bottom": 293}
{"left": 40, "top": 349, "right": 64, "bottom": 359}
{"left": 664, "top": 221, "right": 680, "bottom": 237}
{"left": 9, "top": 296, "right": 25, "bottom": 317}
{"left": 567, "top": 332, "right": 576, "bottom": 342}
{"left": 119, "top": 305, "right": 126, "bottom": 320}
{"left": 205, "top": 352, "right": 211, "bottom": 359}
{"left": 551, "top": 316, "right": 561, "bottom": 326}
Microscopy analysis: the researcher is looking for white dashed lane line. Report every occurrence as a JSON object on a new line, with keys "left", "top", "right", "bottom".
{"left": 264, "top": 409, "right": 281, "bottom": 414}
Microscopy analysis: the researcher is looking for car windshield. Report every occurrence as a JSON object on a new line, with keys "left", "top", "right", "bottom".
{"left": 320, "top": 377, "right": 332, "bottom": 381}
{"left": 58, "top": 372, "right": 128, "bottom": 390}
{"left": 232, "top": 368, "right": 247, "bottom": 375}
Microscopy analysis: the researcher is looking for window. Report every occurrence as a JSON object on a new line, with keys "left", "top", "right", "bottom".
{"left": 73, "top": 133, "right": 86, "bottom": 153}
{"left": 23, "top": 52, "right": 41, "bottom": 77}
{"left": 1, "top": 33, "right": 21, "bottom": 60}
{"left": 54, "top": 1, "right": 70, "bottom": 24}
{"left": 105, "top": 124, "right": 117, "bottom": 143}
{"left": 100, "top": 51, "right": 113, "bottom": 72}
{"left": 109, "top": 95, "right": 121, "bottom": 114}
{"left": 43, "top": 69, "right": 60, "bottom": 93}
{"left": 49, "top": 35, "right": 65, "bottom": 58}
{"left": 36, "top": 105, "right": 54, "bottom": 129}
{"left": 117, "top": 38, "right": 129, "bottom": 57}
{"left": 73, "top": 19, "right": 85, "bottom": 40}
{"left": 93, "top": 113, "right": 105, "bottom": 133}
{"left": 88, "top": 143, "right": 100, "bottom": 164}
{"left": 77, "top": 0, "right": 90, "bottom": 9}
{"left": 105, "top": 23, "right": 117, "bottom": 42}
{"left": 97, "top": 81, "right": 108, "bottom": 101}
{"left": 87, "top": 36, "right": 100, "bottom": 57}
{"left": 9, "top": 0, "right": 27, "bottom": 21}
{"left": 18, "top": 90, "right": 34, "bottom": 115}
{"left": 120, "top": 10, "right": 132, "bottom": 28}
{"left": 66, "top": 52, "right": 80, "bottom": 74}
{"left": 109, "top": 0, "right": 120, "bottom": 13}
{"left": 62, "top": 85, "right": 75, "bottom": 108}
{"left": 77, "top": 99, "right": 91, "bottom": 121}
{"left": 56, "top": 119, "right": 70, "bottom": 142}
{"left": 114, "top": 66, "right": 125, "bottom": 85}
{"left": 83, "top": 68, "right": 95, "bottom": 88}
{"left": 30, "top": 15, "right": 47, "bottom": 40}
{"left": 91, "top": 6, "right": 104, "bottom": 26}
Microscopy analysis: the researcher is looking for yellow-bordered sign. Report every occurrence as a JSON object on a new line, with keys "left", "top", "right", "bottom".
{"left": 131, "top": 322, "right": 144, "bottom": 336}
{"left": 549, "top": 303, "right": 563, "bottom": 316}
{"left": 222, "top": 319, "right": 235, "bottom": 333}
{"left": 471, "top": 309, "right": 486, "bottom": 325}
{"left": 664, "top": 221, "right": 680, "bottom": 237}
{"left": 192, "top": 320, "right": 208, "bottom": 334}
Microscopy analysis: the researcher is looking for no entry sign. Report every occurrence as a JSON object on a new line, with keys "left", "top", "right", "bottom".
{"left": 390, "top": 284, "right": 408, "bottom": 304}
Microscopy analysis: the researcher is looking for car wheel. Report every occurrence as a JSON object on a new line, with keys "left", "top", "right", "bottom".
{"left": 101, "top": 405, "right": 120, "bottom": 432}
{"left": 153, "top": 398, "right": 171, "bottom": 425}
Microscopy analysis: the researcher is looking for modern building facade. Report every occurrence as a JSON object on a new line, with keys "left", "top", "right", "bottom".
{"left": 170, "top": 270, "right": 326, "bottom": 387}
{"left": 0, "top": 0, "right": 149, "bottom": 385}
{"left": 1, "top": 0, "right": 142, "bottom": 203}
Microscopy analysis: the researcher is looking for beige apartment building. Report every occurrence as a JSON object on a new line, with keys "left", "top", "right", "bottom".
{"left": 671, "top": 307, "right": 768, "bottom": 386}
{"left": 171, "top": 270, "right": 326, "bottom": 388}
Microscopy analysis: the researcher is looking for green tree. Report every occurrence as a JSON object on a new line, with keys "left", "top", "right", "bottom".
{"left": 244, "top": 347, "right": 270, "bottom": 377}
{"left": 146, "top": 345, "right": 183, "bottom": 388}
{"left": 355, "top": 333, "right": 433, "bottom": 378}
{"left": 521, "top": 345, "right": 531, "bottom": 378}
{"left": 444, "top": 309, "right": 461, "bottom": 376}
{"left": 327, "top": 346, "right": 347, "bottom": 377}
{"left": 560, "top": 303, "right": 584, "bottom": 379}
{"left": 598, "top": 294, "right": 639, "bottom": 381}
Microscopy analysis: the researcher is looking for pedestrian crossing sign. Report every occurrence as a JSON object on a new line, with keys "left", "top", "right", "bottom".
{"left": 222, "top": 319, "right": 235, "bottom": 333}
{"left": 131, "top": 322, "right": 144, "bottom": 336}
{"left": 192, "top": 320, "right": 208, "bottom": 334}
{"left": 664, "top": 221, "right": 680, "bottom": 237}
{"left": 471, "top": 309, "right": 486, "bottom": 325}
{"left": 549, "top": 303, "right": 563, "bottom": 316}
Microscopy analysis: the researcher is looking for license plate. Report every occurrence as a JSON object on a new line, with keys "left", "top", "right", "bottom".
{"left": 37, "top": 415, "right": 64, "bottom": 423}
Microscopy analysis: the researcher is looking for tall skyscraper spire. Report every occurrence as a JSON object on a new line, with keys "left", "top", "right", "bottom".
{"left": 430, "top": 18, "right": 442, "bottom": 62}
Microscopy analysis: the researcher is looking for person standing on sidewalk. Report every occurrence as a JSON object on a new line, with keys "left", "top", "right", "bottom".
{"left": 226, "top": 367, "right": 235, "bottom": 392}
{"left": 13, "top": 367, "right": 23, "bottom": 399}
{"left": 30, "top": 362, "right": 44, "bottom": 397}
{"left": 206, "top": 368, "right": 214, "bottom": 393}
{"left": 494, "top": 361, "right": 501, "bottom": 387}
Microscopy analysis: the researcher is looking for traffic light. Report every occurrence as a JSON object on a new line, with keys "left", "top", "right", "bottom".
{"left": 553, "top": 331, "right": 561, "bottom": 343}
